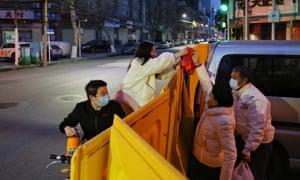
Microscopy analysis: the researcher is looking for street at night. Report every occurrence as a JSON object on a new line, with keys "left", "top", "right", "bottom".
{"left": 0, "top": 55, "right": 134, "bottom": 179}
{"left": 1, "top": 0, "right": 300, "bottom": 179}
{"left": 1, "top": 48, "right": 300, "bottom": 179}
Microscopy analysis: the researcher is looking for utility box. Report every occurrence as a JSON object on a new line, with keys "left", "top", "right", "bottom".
{"left": 30, "top": 42, "right": 41, "bottom": 64}
{"left": 20, "top": 47, "right": 31, "bottom": 65}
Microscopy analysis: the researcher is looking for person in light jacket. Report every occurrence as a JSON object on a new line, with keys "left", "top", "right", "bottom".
{"left": 229, "top": 65, "right": 275, "bottom": 180}
{"left": 187, "top": 54, "right": 237, "bottom": 180}
{"left": 121, "top": 41, "right": 188, "bottom": 107}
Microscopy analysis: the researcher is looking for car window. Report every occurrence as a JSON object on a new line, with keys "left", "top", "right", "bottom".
{"left": 3, "top": 43, "right": 14, "bottom": 48}
{"left": 96, "top": 41, "right": 104, "bottom": 45}
{"left": 86, "top": 40, "right": 97, "bottom": 45}
{"left": 51, "top": 45, "right": 60, "bottom": 49}
{"left": 217, "top": 55, "right": 300, "bottom": 98}
{"left": 20, "top": 44, "right": 30, "bottom": 47}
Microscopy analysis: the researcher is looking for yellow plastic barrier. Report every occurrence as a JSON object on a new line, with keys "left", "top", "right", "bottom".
{"left": 70, "top": 129, "right": 110, "bottom": 180}
{"left": 70, "top": 69, "right": 194, "bottom": 180}
{"left": 193, "top": 43, "right": 210, "bottom": 65}
{"left": 70, "top": 43, "right": 211, "bottom": 180}
{"left": 125, "top": 69, "right": 194, "bottom": 174}
{"left": 108, "top": 116, "right": 187, "bottom": 180}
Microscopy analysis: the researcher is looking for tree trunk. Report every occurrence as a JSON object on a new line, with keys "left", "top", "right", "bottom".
{"left": 69, "top": 0, "right": 79, "bottom": 58}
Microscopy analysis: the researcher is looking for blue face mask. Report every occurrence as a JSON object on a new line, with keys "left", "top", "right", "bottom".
{"left": 99, "top": 94, "right": 110, "bottom": 107}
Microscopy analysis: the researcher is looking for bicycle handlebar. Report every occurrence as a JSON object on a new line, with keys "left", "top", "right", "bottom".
{"left": 46, "top": 154, "right": 71, "bottom": 168}
{"left": 49, "top": 154, "right": 70, "bottom": 163}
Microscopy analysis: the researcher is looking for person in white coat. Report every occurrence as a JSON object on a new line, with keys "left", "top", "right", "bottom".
{"left": 121, "top": 41, "right": 188, "bottom": 107}
{"left": 230, "top": 65, "right": 275, "bottom": 180}
{"left": 187, "top": 55, "right": 237, "bottom": 180}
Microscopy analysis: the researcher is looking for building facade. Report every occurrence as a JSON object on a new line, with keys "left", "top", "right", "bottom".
{"left": 229, "top": 0, "right": 300, "bottom": 40}
{"left": 0, "top": 0, "right": 216, "bottom": 46}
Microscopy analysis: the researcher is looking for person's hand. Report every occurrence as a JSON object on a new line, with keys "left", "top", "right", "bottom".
{"left": 64, "top": 126, "right": 77, "bottom": 136}
{"left": 192, "top": 52, "right": 200, "bottom": 65}
{"left": 174, "top": 47, "right": 188, "bottom": 58}
{"left": 242, "top": 151, "right": 251, "bottom": 163}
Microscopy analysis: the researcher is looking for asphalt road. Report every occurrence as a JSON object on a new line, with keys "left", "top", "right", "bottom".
{"left": 0, "top": 55, "right": 133, "bottom": 179}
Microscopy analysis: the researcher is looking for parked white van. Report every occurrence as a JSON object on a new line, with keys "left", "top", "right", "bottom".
{"left": 199, "top": 40, "right": 300, "bottom": 178}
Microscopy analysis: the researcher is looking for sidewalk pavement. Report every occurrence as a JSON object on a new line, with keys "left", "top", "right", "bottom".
{"left": 0, "top": 52, "right": 119, "bottom": 72}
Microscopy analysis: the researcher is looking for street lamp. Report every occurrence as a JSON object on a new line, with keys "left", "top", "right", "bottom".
{"left": 78, "top": 18, "right": 87, "bottom": 58}
{"left": 181, "top": 13, "right": 193, "bottom": 40}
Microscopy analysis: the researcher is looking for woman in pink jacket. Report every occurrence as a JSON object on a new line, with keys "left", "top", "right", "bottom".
{"left": 188, "top": 81, "right": 237, "bottom": 180}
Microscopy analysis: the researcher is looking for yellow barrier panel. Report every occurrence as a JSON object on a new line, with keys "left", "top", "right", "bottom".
{"left": 70, "top": 129, "right": 111, "bottom": 180}
{"left": 108, "top": 115, "right": 187, "bottom": 180}
{"left": 125, "top": 69, "right": 194, "bottom": 174}
{"left": 193, "top": 43, "right": 210, "bottom": 65}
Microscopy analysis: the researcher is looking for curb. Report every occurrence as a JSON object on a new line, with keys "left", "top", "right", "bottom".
{"left": 0, "top": 53, "right": 119, "bottom": 72}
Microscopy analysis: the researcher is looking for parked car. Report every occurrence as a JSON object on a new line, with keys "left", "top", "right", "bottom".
{"left": 155, "top": 41, "right": 171, "bottom": 49}
{"left": 50, "top": 41, "right": 71, "bottom": 57}
{"left": 47, "top": 44, "right": 63, "bottom": 60}
{"left": 180, "top": 39, "right": 188, "bottom": 45}
{"left": 207, "top": 38, "right": 218, "bottom": 43}
{"left": 173, "top": 39, "right": 181, "bottom": 46}
{"left": 167, "top": 40, "right": 174, "bottom": 47}
{"left": 0, "top": 42, "right": 31, "bottom": 61}
{"left": 121, "top": 41, "right": 139, "bottom": 55}
{"left": 81, "top": 40, "right": 111, "bottom": 53}
{"left": 193, "top": 38, "right": 205, "bottom": 44}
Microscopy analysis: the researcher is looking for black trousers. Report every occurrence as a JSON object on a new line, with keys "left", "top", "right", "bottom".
{"left": 187, "top": 155, "right": 221, "bottom": 180}
{"left": 235, "top": 135, "right": 273, "bottom": 180}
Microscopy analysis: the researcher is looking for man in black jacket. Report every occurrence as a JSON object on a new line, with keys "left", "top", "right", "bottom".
{"left": 59, "top": 80, "right": 126, "bottom": 141}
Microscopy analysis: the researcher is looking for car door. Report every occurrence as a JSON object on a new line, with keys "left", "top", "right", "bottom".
{"left": 0, "top": 43, "right": 14, "bottom": 58}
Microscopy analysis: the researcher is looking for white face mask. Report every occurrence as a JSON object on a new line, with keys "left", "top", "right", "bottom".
{"left": 229, "top": 78, "right": 240, "bottom": 90}
{"left": 99, "top": 94, "right": 110, "bottom": 107}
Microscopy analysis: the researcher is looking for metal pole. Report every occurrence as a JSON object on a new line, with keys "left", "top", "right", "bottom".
{"left": 78, "top": 20, "right": 81, "bottom": 58}
{"left": 48, "top": 34, "right": 51, "bottom": 63}
{"left": 227, "top": 11, "right": 230, "bottom": 40}
{"left": 142, "top": 0, "right": 146, "bottom": 40}
{"left": 244, "top": 0, "right": 249, "bottom": 40}
{"left": 271, "top": 0, "right": 275, "bottom": 40}
{"left": 227, "top": 1, "right": 230, "bottom": 40}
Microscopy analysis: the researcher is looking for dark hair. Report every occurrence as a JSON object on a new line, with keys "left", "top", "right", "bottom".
{"left": 127, "top": 41, "right": 155, "bottom": 71}
{"left": 232, "top": 65, "right": 251, "bottom": 83}
{"left": 134, "top": 41, "right": 154, "bottom": 65}
{"left": 212, "top": 82, "right": 233, "bottom": 107}
{"left": 85, "top": 80, "right": 107, "bottom": 99}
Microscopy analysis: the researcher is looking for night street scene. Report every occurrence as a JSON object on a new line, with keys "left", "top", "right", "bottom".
{"left": 1, "top": 0, "right": 300, "bottom": 179}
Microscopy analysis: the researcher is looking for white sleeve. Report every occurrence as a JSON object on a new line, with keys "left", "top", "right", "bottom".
{"left": 195, "top": 65, "right": 212, "bottom": 93}
{"left": 143, "top": 52, "right": 176, "bottom": 75}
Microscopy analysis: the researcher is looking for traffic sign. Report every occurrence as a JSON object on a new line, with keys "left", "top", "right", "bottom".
{"left": 268, "top": 10, "right": 280, "bottom": 22}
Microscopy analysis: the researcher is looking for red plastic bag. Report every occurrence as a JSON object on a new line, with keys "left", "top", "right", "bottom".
{"left": 180, "top": 47, "right": 197, "bottom": 74}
